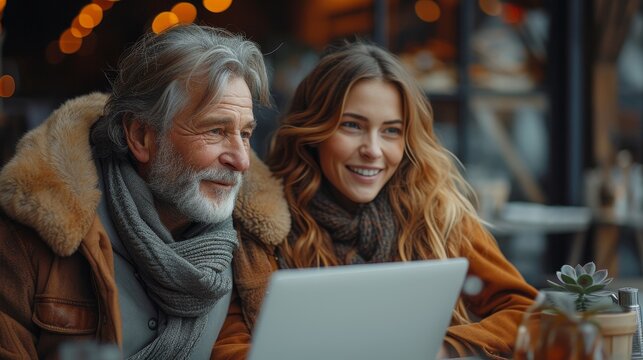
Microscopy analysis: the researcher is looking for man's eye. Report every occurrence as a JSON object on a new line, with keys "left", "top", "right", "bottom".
{"left": 241, "top": 130, "right": 253, "bottom": 139}
{"left": 211, "top": 128, "right": 225, "bottom": 136}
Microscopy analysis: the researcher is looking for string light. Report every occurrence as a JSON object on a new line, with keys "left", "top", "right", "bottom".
{"left": 415, "top": 0, "right": 440, "bottom": 23}
{"left": 152, "top": 11, "right": 180, "bottom": 34}
{"left": 479, "top": 0, "right": 502, "bottom": 17}
{"left": 152, "top": 2, "right": 200, "bottom": 34}
{"left": 59, "top": 29, "right": 83, "bottom": 54}
{"left": 50, "top": 0, "right": 118, "bottom": 61}
{"left": 79, "top": 4, "right": 103, "bottom": 29}
{"left": 203, "top": 0, "right": 233, "bottom": 14}
{"left": 0, "top": 0, "right": 6, "bottom": 36}
{"left": 0, "top": 75, "right": 15, "bottom": 98}
{"left": 503, "top": 3, "right": 524, "bottom": 24}
{"left": 172, "top": 2, "right": 197, "bottom": 24}
{"left": 92, "top": 0, "right": 115, "bottom": 11}
{"left": 71, "top": 16, "right": 92, "bottom": 38}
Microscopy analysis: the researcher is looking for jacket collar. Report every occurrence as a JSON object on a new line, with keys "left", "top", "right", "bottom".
{"left": 0, "top": 93, "right": 290, "bottom": 257}
{"left": 233, "top": 147, "right": 291, "bottom": 246}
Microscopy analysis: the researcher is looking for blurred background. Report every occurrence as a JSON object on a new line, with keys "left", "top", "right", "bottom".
{"left": 0, "top": 0, "right": 642, "bottom": 288}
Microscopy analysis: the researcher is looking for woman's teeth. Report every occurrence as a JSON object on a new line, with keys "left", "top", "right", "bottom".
{"left": 348, "top": 167, "right": 380, "bottom": 176}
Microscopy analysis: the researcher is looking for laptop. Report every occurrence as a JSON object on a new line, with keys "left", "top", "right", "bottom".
{"left": 248, "top": 257, "right": 469, "bottom": 360}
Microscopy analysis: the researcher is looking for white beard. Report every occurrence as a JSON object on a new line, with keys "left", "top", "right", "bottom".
{"left": 147, "top": 137, "right": 242, "bottom": 224}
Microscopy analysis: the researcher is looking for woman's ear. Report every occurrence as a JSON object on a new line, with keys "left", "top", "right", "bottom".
{"left": 122, "top": 118, "right": 156, "bottom": 164}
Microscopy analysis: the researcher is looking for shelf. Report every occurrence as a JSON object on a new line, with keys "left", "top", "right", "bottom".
{"left": 471, "top": 91, "right": 547, "bottom": 111}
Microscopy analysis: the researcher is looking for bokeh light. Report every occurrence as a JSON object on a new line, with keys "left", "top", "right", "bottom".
{"left": 152, "top": 12, "right": 180, "bottom": 34}
{"left": 172, "top": 2, "right": 197, "bottom": 24}
{"left": 462, "top": 275, "right": 483, "bottom": 296}
{"left": 59, "top": 29, "right": 83, "bottom": 54}
{"left": 79, "top": 13, "right": 95, "bottom": 28}
{"left": 71, "top": 16, "right": 93, "bottom": 38}
{"left": 79, "top": 4, "right": 103, "bottom": 29}
{"left": 203, "top": 0, "right": 233, "bottom": 13}
{"left": 0, "top": 0, "right": 6, "bottom": 13}
{"left": 503, "top": 3, "right": 524, "bottom": 24}
{"left": 415, "top": 0, "right": 440, "bottom": 23}
{"left": 92, "top": 0, "right": 115, "bottom": 11}
{"left": 479, "top": 0, "right": 502, "bottom": 17}
{"left": 0, "top": 75, "right": 16, "bottom": 98}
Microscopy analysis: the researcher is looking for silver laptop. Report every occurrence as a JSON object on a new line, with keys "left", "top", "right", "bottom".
{"left": 248, "top": 258, "right": 469, "bottom": 360}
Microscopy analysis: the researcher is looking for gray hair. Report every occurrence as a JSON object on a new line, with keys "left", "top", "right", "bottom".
{"left": 92, "top": 24, "right": 270, "bottom": 159}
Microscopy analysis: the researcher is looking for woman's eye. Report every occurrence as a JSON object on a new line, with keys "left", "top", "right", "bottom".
{"left": 384, "top": 127, "right": 402, "bottom": 136}
{"left": 340, "top": 121, "right": 360, "bottom": 129}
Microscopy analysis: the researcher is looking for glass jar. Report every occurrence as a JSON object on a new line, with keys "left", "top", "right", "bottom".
{"left": 514, "top": 292, "right": 607, "bottom": 360}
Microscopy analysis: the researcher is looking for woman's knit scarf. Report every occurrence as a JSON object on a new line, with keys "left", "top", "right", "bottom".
{"left": 306, "top": 189, "right": 398, "bottom": 264}
{"left": 102, "top": 157, "right": 237, "bottom": 360}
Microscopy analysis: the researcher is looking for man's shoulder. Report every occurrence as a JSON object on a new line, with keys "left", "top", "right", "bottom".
{"left": 0, "top": 209, "right": 35, "bottom": 238}
{"left": 0, "top": 209, "right": 54, "bottom": 260}
{"left": 0, "top": 93, "right": 106, "bottom": 257}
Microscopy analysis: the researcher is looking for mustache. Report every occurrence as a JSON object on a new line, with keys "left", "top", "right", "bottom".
{"left": 197, "top": 167, "right": 243, "bottom": 187}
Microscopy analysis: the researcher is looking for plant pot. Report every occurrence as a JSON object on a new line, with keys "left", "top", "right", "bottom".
{"left": 540, "top": 310, "right": 637, "bottom": 360}
{"left": 589, "top": 311, "right": 637, "bottom": 360}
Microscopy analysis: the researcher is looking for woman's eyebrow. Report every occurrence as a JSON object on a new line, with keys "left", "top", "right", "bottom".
{"left": 342, "top": 112, "right": 402, "bottom": 125}
{"left": 341, "top": 112, "right": 368, "bottom": 121}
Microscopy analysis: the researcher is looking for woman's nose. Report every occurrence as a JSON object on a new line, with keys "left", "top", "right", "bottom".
{"left": 358, "top": 135, "right": 383, "bottom": 159}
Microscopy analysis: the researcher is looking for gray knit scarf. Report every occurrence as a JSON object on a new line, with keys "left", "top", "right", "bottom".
{"left": 305, "top": 188, "right": 398, "bottom": 264}
{"left": 102, "top": 157, "right": 237, "bottom": 360}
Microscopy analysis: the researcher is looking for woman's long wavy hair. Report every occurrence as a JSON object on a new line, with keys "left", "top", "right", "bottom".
{"left": 266, "top": 42, "right": 483, "bottom": 324}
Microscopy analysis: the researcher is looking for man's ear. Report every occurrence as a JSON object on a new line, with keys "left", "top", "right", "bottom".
{"left": 122, "top": 118, "right": 156, "bottom": 164}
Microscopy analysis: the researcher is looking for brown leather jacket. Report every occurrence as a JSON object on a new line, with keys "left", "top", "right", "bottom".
{"left": 0, "top": 93, "right": 291, "bottom": 359}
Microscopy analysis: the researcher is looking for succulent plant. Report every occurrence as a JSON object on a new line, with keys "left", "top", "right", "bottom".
{"left": 547, "top": 262, "right": 613, "bottom": 312}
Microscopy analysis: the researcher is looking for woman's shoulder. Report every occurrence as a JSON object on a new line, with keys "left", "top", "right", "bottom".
{"left": 454, "top": 215, "right": 498, "bottom": 254}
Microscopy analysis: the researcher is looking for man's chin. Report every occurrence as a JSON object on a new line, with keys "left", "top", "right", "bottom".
{"left": 203, "top": 193, "right": 232, "bottom": 209}
{"left": 193, "top": 195, "right": 236, "bottom": 223}
{"left": 171, "top": 185, "right": 239, "bottom": 224}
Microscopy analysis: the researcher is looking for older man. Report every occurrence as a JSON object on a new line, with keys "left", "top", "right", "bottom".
{"left": 0, "top": 25, "right": 280, "bottom": 359}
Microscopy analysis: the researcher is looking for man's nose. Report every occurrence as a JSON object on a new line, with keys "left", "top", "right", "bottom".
{"left": 220, "top": 133, "right": 250, "bottom": 172}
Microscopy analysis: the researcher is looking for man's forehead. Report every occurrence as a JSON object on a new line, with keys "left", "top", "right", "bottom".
{"left": 221, "top": 77, "right": 252, "bottom": 99}
{"left": 198, "top": 99, "right": 255, "bottom": 124}
{"left": 186, "top": 76, "right": 252, "bottom": 104}
{"left": 193, "top": 93, "right": 253, "bottom": 115}
{"left": 216, "top": 93, "right": 253, "bottom": 107}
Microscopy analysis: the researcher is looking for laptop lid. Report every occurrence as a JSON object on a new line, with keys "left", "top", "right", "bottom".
{"left": 248, "top": 257, "right": 469, "bottom": 360}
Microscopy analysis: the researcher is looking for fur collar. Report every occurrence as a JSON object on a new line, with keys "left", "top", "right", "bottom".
{"left": 233, "top": 150, "right": 291, "bottom": 247}
{"left": 0, "top": 93, "right": 290, "bottom": 257}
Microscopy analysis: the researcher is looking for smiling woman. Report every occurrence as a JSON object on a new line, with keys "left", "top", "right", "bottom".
{"left": 318, "top": 78, "right": 405, "bottom": 209}
{"left": 214, "top": 40, "right": 539, "bottom": 360}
